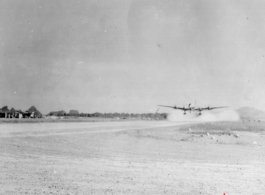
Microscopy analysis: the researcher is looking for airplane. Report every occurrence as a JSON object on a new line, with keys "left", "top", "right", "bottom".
{"left": 158, "top": 103, "right": 194, "bottom": 115}
{"left": 158, "top": 104, "right": 227, "bottom": 115}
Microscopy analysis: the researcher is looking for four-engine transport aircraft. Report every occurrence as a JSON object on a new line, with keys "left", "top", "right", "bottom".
{"left": 158, "top": 104, "right": 227, "bottom": 115}
{"left": 157, "top": 103, "right": 194, "bottom": 115}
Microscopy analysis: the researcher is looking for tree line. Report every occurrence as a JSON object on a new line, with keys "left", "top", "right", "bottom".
{"left": 49, "top": 111, "right": 167, "bottom": 120}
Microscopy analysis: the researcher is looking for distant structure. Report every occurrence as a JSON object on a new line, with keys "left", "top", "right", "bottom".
{"left": 69, "top": 110, "right": 79, "bottom": 116}
{"left": 49, "top": 110, "right": 67, "bottom": 116}
{"left": 27, "top": 106, "right": 42, "bottom": 118}
{"left": 0, "top": 106, "right": 42, "bottom": 118}
{"left": 0, "top": 106, "right": 11, "bottom": 118}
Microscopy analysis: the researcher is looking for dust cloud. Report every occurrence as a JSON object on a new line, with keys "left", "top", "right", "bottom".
{"left": 167, "top": 109, "right": 240, "bottom": 122}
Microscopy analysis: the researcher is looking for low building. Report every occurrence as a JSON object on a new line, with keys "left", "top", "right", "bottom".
{"left": 49, "top": 110, "right": 66, "bottom": 116}
{"left": 69, "top": 110, "right": 79, "bottom": 116}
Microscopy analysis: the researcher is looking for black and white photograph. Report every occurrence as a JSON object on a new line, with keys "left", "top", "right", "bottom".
{"left": 1, "top": 0, "right": 265, "bottom": 194}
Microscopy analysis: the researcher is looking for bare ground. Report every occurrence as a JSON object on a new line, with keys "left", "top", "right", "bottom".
{"left": 0, "top": 121, "right": 265, "bottom": 194}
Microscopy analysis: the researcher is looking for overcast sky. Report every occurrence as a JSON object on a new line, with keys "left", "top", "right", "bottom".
{"left": 0, "top": 0, "right": 265, "bottom": 114}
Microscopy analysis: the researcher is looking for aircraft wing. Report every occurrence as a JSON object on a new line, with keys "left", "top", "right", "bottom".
{"left": 157, "top": 105, "right": 185, "bottom": 110}
{"left": 158, "top": 105, "right": 177, "bottom": 109}
{"left": 205, "top": 106, "right": 228, "bottom": 110}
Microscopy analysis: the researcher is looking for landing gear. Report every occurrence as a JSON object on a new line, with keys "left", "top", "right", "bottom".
{"left": 184, "top": 112, "right": 186, "bottom": 115}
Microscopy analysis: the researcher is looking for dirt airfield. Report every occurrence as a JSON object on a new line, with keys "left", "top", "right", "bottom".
{"left": 1, "top": 119, "right": 265, "bottom": 194}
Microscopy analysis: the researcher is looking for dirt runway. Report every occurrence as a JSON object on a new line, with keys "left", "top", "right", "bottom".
{"left": 1, "top": 121, "right": 265, "bottom": 194}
